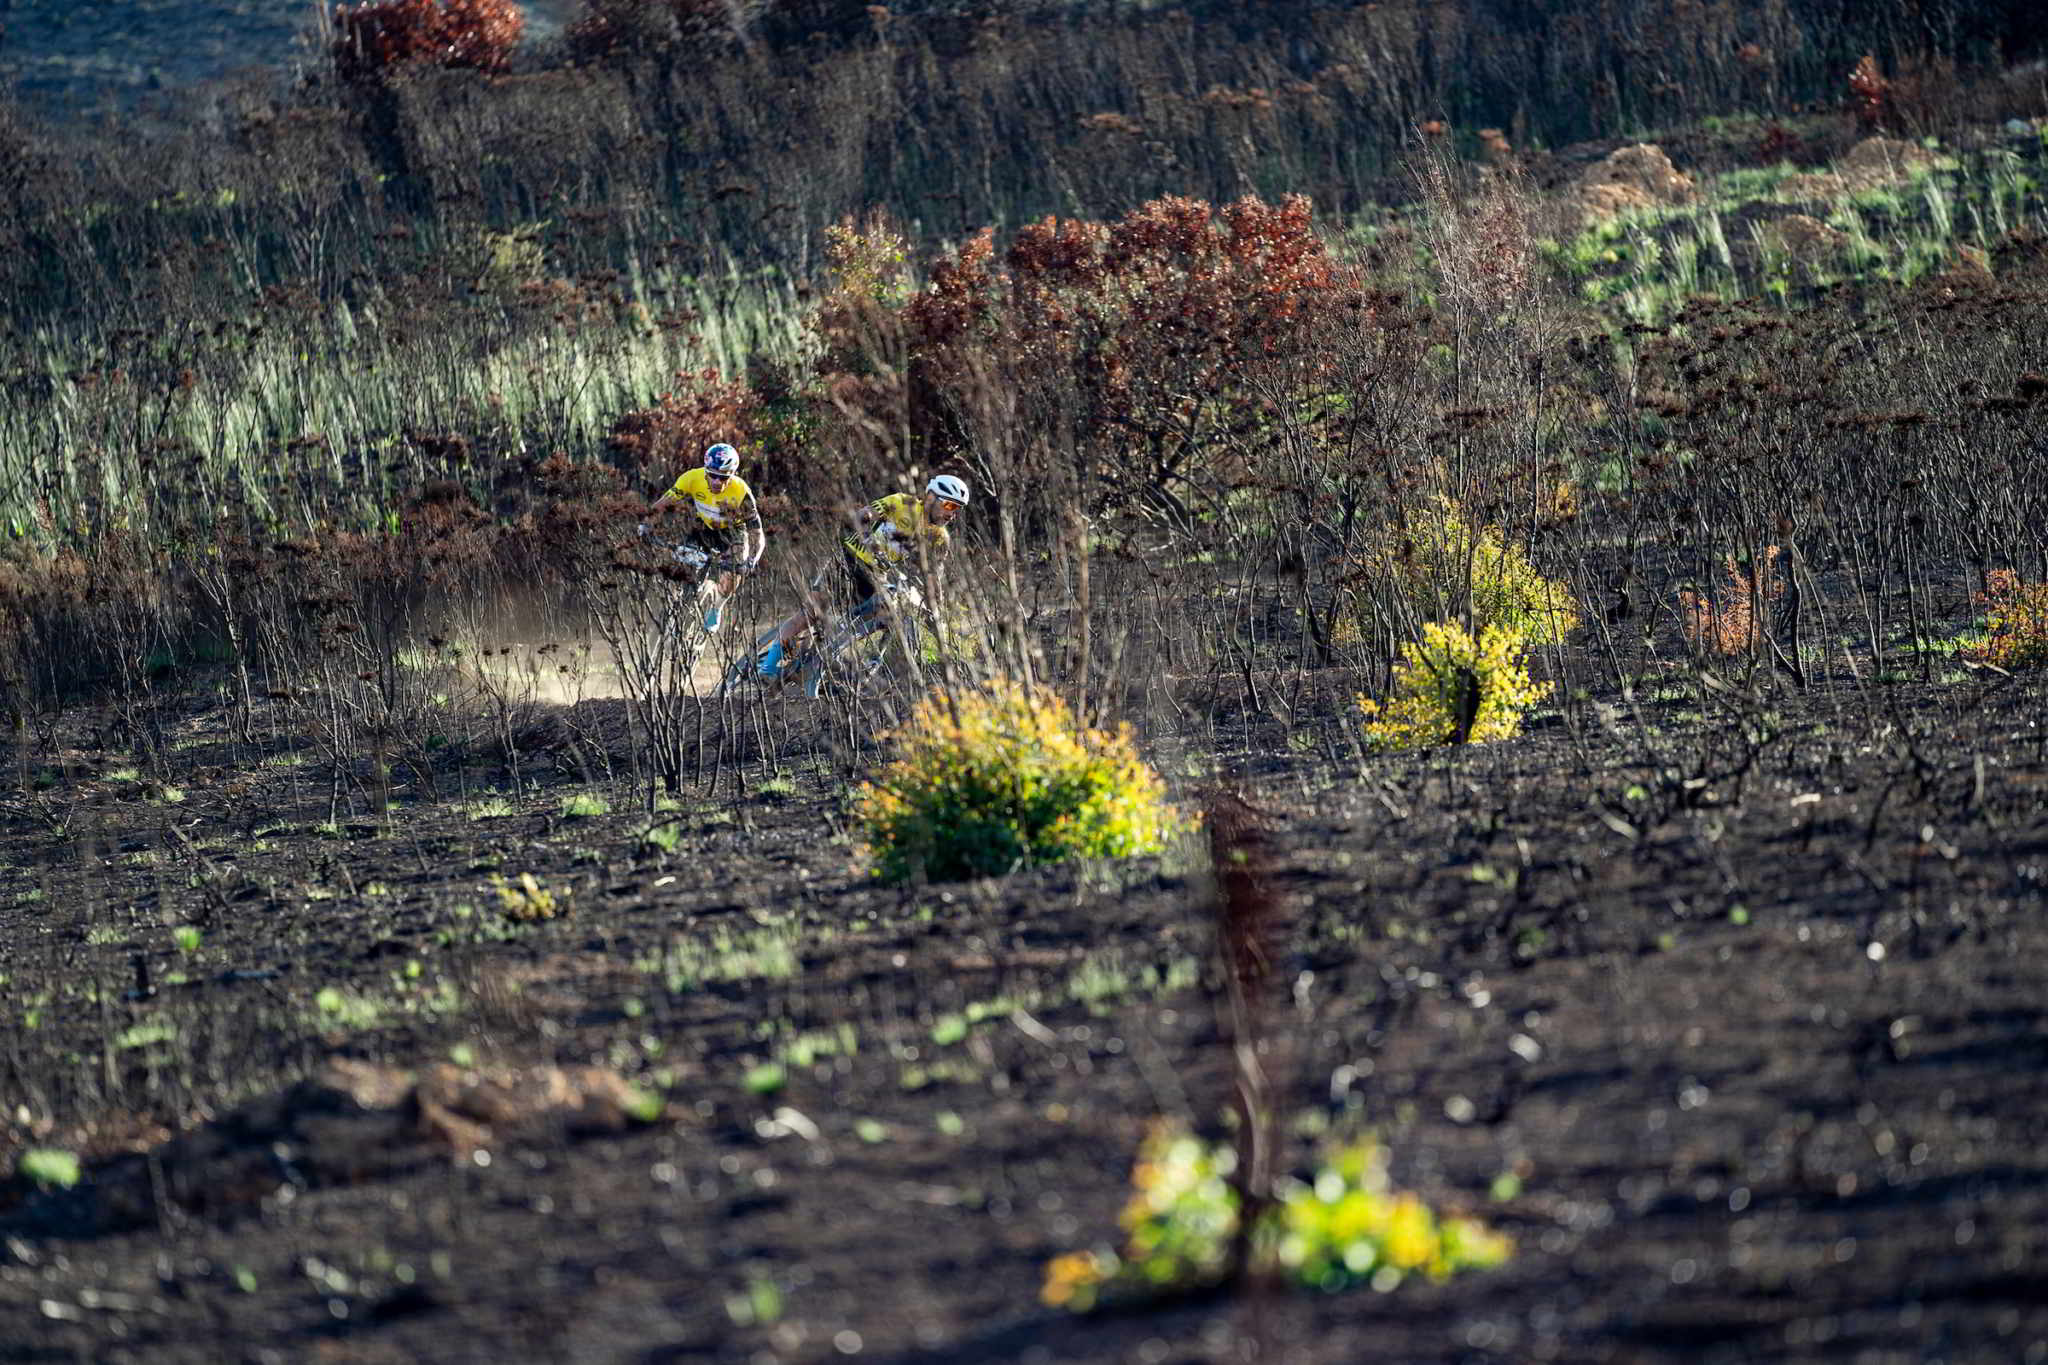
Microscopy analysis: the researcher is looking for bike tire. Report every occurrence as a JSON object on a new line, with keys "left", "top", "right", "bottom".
{"left": 811, "top": 612, "right": 924, "bottom": 705}
{"left": 713, "top": 622, "right": 786, "bottom": 699}
{"left": 805, "top": 611, "right": 877, "bottom": 700}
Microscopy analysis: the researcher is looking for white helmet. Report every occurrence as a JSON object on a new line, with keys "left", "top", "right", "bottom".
{"left": 926, "top": 474, "right": 970, "bottom": 505}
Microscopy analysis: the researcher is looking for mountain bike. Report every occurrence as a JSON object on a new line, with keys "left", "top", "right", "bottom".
{"left": 717, "top": 572, "right": 960, "bottom": 702}
{"left": 628, "top": 528, "right": 744, "bottom": 679}
{"left": 799, "top": 572, "right": 943, "bottom": 701}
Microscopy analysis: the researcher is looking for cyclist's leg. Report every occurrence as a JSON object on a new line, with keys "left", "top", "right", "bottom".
{"left": 681, "top": 527, "right": 738, "bottom": 631}
{"left": 829, "top": 551, "right": 886, "bottom": 640}
{"left": 760, "top": 562, "right": 825, "bottom": 675}
{"left": 773, "top": 562, "right": 825, "bottom": 649}
{"left": 778, "top": 550, "right": 866, "bottom": 647}
{"left": 766, "top": 550, "right": 869, "bottom": 676}
{"left": 808, "top": 557, "right": 896, "bottom": 684}
{"left": 714, "top": 530, "right": 754, "bottom": 599}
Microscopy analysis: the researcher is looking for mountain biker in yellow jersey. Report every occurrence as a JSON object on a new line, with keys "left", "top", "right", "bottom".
{"left": 757, "top": 473, "right": 969, "bottom": 678}
{"left": 638, "top": 443, "right": 764, "bottom": 632}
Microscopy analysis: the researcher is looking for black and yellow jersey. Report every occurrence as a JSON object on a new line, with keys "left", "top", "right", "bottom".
{"left": 664, "top": 467, "right": 760, "bottom": 531}
{"left": 846, "top": 492, "right": 950, "bottom": 569}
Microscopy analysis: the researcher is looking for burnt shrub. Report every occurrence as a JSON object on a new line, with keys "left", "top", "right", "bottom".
{"left": 604, "top": 369, "right": 765, "bottom": 484}
{"left": 334, "top": 0, "right": 526, "bottom": 81}
{"left": 865, "top": 194, "right": 1374, "bottom": 525}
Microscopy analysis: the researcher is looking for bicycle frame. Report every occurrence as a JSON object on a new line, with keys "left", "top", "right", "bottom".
{"left": 631, "top": 530, "right": 740, "bottom": 675}
{"left": 714, "top": 574, "right": 963, "bottom": 704}
{"left": 801, "top": 577, "right": 937, "bottom": 700}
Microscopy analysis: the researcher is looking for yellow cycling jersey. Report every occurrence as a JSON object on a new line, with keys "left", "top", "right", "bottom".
{"left": 847, "top": 492, "right": 950, "bottom": 568}
{"left": 665, "top": 467, "right": 760, "bottom": 531}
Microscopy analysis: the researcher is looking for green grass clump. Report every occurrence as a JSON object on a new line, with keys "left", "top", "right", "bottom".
{"left": 1358, "top": 621, "right": 1550, "bottom": 751}
{"left": 1042, "top": 1122, "right": 1510, "bottom": 1312}
{"left": 17, "top": 1148, "right": 82, "bottom": 1190}
{"left": 854, "top": 681, "right": 1180, "bottom": 883}
{"left": 312, "top": 986, "right": 384, "bottom": 1031}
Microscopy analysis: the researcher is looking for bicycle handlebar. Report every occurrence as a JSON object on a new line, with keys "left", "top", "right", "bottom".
{"left": 630, "top": 527, "right": 726, "bottom": 575}
{"left": 879, "top": 574, "right": 925, "bottom": 610}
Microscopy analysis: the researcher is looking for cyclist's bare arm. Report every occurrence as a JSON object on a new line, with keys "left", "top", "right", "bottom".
{"left": 741, "top": 496, "right": 766, "bottom": 560}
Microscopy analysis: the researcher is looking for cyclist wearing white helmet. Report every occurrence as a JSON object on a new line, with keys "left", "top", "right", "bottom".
{"left": 640, "top": 442, "right": 765, "bottom": 632}
{"left": 757, "top": 473, "right": 970, "bottom": 677}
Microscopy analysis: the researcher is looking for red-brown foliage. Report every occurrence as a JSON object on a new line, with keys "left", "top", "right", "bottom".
{"left": 334, "top": 0, "right": 526, "bottom": 81}
{"left": 603, "top": 369, "right": 765, "bottom": 487}
{"left": 1848, "top": 54, "right": 1891, "bottom": 130}
{"left": 803, "top": 194, "right": 1385, "bottom": 526}
{"left": 0, "top": 536, "right": 170, "bottom": 710}
{"left": 1680, "top": 546, "right": 1784, "bottom": 656}
{"left": 566, "top": 0, "right": 687, "bottom": 60}
{"left": 896, "top": 196, "right": 1368, "bottom": 483}
{"left": 1756, "top": 122, "right": 1803, "bottom": 163}
{"left": 1965, "top": 570, "right": 2048, "bottom": 670}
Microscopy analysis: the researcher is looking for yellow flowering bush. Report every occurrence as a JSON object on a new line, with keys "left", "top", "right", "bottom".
{"left": 1966, "top": 570, "right": 2048, "bottom": 670}
{"left": 854, "top": 681, "right": 1180, "bottom": 883}
{"left": 1272, "top": 1137, "right": 1511, "bottom": 1291}
{"left": 492, "top": 871, "right": 568, "bottom": 921}
{"left": 1344, "top": 498, "right": 1579, "bottom": 646}
{"left": 1358, "top": 621, "right": 1550, "bottom": 751}
{"left": 1043, "top": 1122, "right": 1236, "bottom": 1311}
{"left": 1042, "top": 1122, "right": 1510, "bottom": 1312}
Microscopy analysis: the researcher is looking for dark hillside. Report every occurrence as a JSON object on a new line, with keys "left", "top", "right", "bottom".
{"left": 4, "top": 0, "right": 2045, "bottom": 300}
{"left": 2, "top": 4, "right": 2046, "bottom": 1362}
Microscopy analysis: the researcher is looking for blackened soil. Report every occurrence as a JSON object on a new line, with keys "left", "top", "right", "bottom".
{"left": 1, "top": 665, "right": 2045, "bottom": 1363}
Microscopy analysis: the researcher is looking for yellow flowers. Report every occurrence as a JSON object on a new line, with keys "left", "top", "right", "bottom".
{"left": 1040, "top": 1120, "right": 1234, "bottom": 1311}
{"left": 1043, "top": 1123, "right": 1511, "bottom": 1312}
{"left": 1383, "top": 1194, "right": 1436, "bottom": 1271}
{"left": 1040, "top": 1252, "right": 1111, "bottom": 1311}
{"left": 854, "top": 681, "right": 1181, "bottom": 883}
{"left": 1348, "top": 499, "right": 1574, "bottom": 753}
{"left": 492, "top": 871, "right": 566, "bottom": 921}
{"left": 1358, "top": 621, "right": 1551, "bottom": 751}
{"left": 1274, "top": 1137, "right": 1511, "bottom": 1290}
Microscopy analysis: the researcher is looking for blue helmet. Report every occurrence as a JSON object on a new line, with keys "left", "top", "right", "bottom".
{"left": 703, "top": 443, "right": 740, "bottom": 475}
